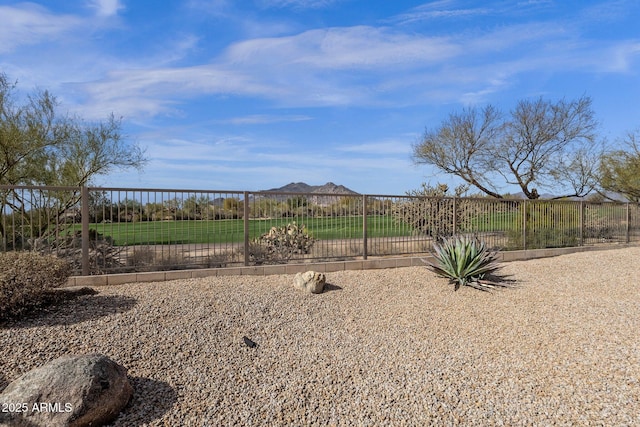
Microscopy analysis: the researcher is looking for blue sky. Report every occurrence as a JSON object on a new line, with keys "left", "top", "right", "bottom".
{"left": 1, "top": 0, "right": 639, "bottom": 194}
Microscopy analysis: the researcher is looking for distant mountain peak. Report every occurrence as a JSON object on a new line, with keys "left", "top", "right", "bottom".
{"left": 264, "top": 182, "right": 358, "bottom": 194}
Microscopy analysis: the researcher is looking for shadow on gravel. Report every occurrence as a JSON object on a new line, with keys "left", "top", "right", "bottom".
{"left": 0, "top": 372, "right": 7, "bottom": 393}
{"left": 109, "top": 377, "right": 177, "bottom": 426}
{"left": 323, "top": 282, "right": 342, "bottom": 292}
{"left": 472, "top": 273, "right": 519, "bottom": 292}
{"left": 0, "top": 290, "right": 138, "bottom": 329}
{"left": 0, "top": 412, "right": 39, "bottom": 427}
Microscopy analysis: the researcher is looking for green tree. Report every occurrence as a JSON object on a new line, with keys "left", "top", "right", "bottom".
{"left": 599, "top": 130, "right": 640, "bottom": 202}
{"left": 0, "top": 73, "right": 145, "bottom": 186}
{"left": 222, "top": 197, "right": 243, "bottom": 218}
{"left": 412, "top": 96, "right": 600, "bottom": 199}
{"left": 182, "top": 195, "right": 212, "bottom": 219}
{"left": 0, "top": 73, "right": 146, "bottom": 243}
{"left": 286, "top": 196, "right": 308, "bottom": 210}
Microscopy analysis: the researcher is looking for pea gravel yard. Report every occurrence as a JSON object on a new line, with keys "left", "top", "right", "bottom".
{"left": 2, "top": 246, "right": 640, "bottom": 426}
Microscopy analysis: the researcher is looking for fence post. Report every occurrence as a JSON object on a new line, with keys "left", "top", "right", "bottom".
{"left": 522, "top": 200, "right": 527, "bottom": 250}
{"left": 362, "top": 195, "right": 368, "bottom": 260}
{"left": 626, "top": 203, "right": 631, "bottom": 244}
{"left": 243, "top": 191, "right": 250, "bottom": 266}
{"left": 579, "top": 200, "right": 584, "bottom": 246}
{"left": 452, "top": 197, "right": 457, "bottom": 237}
{"left": 81, "top": 186, "right": 90, "bottom": 276}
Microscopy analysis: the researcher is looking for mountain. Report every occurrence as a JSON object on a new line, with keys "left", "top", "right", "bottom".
{"left": 263, "top": 182, "right": 359, "bottom": 195}
{"left": 261, "top": 182, "right": 359, "bottom": 206}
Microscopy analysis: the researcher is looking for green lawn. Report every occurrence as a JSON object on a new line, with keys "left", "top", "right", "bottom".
{"left": 76, "top": 215, "right": 414, "bottom": 246}
{"left": 66, "top": 205, "right": 616, "bottom": 247}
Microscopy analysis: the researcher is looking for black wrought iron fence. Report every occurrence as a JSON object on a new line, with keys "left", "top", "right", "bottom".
{"left": 1, "top": 185, "right": 638, "bottom": 275}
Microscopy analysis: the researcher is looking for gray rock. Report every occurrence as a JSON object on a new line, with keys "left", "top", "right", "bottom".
{"left": 0, "top": 353, "right": 132, "bottom": 427}
{"left": 293, "top": 271, "right": 326, "bottom": 294}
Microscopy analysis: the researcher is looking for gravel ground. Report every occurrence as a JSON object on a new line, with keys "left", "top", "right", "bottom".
{"left": 1, "top": 246, "right": 640, "bottom": 426}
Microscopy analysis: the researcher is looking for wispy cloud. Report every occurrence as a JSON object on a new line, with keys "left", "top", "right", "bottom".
{"left": 65, "top": 9, "right": 640, "bottom": 119}
{"left": 389, "top": 0, "right": 489, "bottom": 25}
{"left": 599, "top": 41, "right": 640, "bottom": 73}
{"left": 222, "top": 115, "right": 312, "bottom": 125}
{"left": 5, "top": 1, "right": 640, "bottom": 136}
{"left": 70, "top": 65, "right": 286, "bottom": 118}
{"left": 257, "top": 0, "right": 341, "bottom": 9}
{"left": 111, "top": 131, "right": 418, "bottom": 191}
{"left": 223, "top": 26, "right": 459, "bottom": 70}
{"left": 0, "top": 3, "right": 81, "bottom": 53}
{"left": 337, "top": 140, "right": 412, "bottom": 156}
{"left": 579, "top": 0, "right": 638, "bottom": 23}
{"left": 88, "top": 0, "right": 124, "bottom": 17}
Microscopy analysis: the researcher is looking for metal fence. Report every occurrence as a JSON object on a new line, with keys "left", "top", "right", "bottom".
{"left": 1, "top": 185, "right": 638, "bottom": 275}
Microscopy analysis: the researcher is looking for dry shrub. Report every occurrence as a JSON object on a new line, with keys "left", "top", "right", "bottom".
{"left": 205, "top": 252, "right": 237, "bottom": 268}
{"left": 249, "top": 222, "right": 315, "bottom": 264}
{"left": 0, "top": 252, "right": 72, "bottom": 320}
{"left": 126, "top": 246, "right": 188, "bottom": 271}
{"left": 127, "top": 245, "right": 156, "bottom": 268}
{"left": 392, "top": 183, "right": 478, "bottom": 240}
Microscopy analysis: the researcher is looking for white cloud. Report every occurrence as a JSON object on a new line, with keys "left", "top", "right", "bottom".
{"left": 148, "top": 137, "right": 254, "bottom": 162}
{"left": 88, "top": 0, "right": 124, "bottom": 17}
{"left": 70, "top": 65, "right": 286, "bottom": 119}
{"left": 0, "top": 3, "right": 81, "bottom": 53}
{"left": 257, "top": 0, "right": 339, "bottom": 9}
{"left": 223, "top": 26, "right": 459, "bottom": 70}
{"left": 223, "top": 115, "right": 312, "bottom": 125}
{"left": 390, "top": 2, "right": 489, "bottom": 25}
{"left": 602, "top": 41, "right": 640, "bottom": 73}
{"left": 579, "top": 0, "right": 638, "bottom": 24}
{"left": 67, "top": 14, "right": 640, "bottom": 118}
{"left": 337, "top": 140, "right": 412, "bottom": 156}
{"left": 8, "top": 0, "right": 639, "bottom": 122}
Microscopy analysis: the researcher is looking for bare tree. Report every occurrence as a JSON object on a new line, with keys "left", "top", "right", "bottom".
{"left": 412, "top": 96, "right": 600, "bottom": 199}
{"left": 412, "top": 105, "right": 503, "bottom": 198}
{"left": 550, "top": 143, "right": 603, "bottom": 199}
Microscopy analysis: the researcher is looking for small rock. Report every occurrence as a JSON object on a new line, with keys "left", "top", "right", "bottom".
{"left": 293, "top": 271, "right": 326, "bottom": 294}
{"left": 0, "top": 353, "right": 132, "bottom": 427}
{"left": 243, "top": 336, "right": 257, "bottom": 348}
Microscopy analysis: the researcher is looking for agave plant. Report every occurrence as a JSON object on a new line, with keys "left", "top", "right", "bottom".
{"left": 426, "top": 235, "right": 502, "bottom": 291}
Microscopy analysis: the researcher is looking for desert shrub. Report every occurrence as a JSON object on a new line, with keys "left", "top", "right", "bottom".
{"left": 204, "top": 252, "right": 237, "bottom": 268}
{"left": 506, "top": 228, "right": 580, "bottom": 250}
{"left": 0, "top": 252, "right": 72, "bottom": 320}
{"left": 249, "top": 222, "right": 315, "bottom": 264}
{"left": 40, "top": 229, "right": 124, "bottom": 274}
{"left": 506, "top": 202, "right": 580, "bottom": 249}
{"left": 155, "top": 251, "right": 188, "bottom": 271}
{"left": 392, "top": 183, "right": 477, "bottom": 240}
{"left": 127, "top": 245, "right": 156, "bottom": 267}
{"left": 126, "top": 246, "right": 190, "bottom": 271}
{"left": 426, "top": 235, "right": 502, "bottom": 291}
{"left": 583, "top": 205, "right": 619, "bottom": 241}
{"left": 533, "top": 228, "right": 577, "bottom": 249}
{"left": 247, "top": 241, "right": 271, "bottom": 265}
{"left": 584, "top": 225, "right": 617, "bottom": 241}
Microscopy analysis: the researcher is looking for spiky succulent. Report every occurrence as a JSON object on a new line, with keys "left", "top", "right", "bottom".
{"left": 426, "top": 235, "right": 502, "bottom": 291}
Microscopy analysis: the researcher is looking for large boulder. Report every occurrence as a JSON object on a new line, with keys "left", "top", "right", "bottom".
{"left": 293, "top": 271, "right": 326, "bottom": 294}
{"left": 0, "top": 353, "right": 132, "bottom": 427}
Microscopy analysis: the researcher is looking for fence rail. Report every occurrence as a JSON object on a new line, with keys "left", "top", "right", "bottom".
{"left": 1, "top": 185, "right": 638, "bottom": 276}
